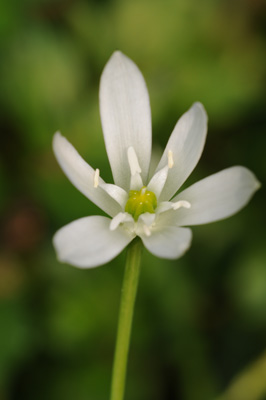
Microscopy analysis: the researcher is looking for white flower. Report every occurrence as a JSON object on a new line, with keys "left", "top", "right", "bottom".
{"left": 53, "top": 51, "right": 260, "bottom": 268}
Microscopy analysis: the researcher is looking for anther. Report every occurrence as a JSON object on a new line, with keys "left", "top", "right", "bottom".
{"left": 127, "top": 147, "right": 142, "bottom": 176}
{"left": 168, "top": 150, "right": 174, "bottom": 169}
{"left": 172, "top": 200, "right": 191, "bottom": 210}
{"left": 93, "top": 168, "right": 100, "bottom": 188}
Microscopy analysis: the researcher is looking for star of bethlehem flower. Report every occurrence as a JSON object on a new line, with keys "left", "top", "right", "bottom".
{"left": 53, "top": 51, "right": 260, "bottom": 268}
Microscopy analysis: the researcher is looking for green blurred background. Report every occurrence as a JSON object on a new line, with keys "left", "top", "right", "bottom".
{"left": 0, "top": 0, "right": 265, "bottom": 399}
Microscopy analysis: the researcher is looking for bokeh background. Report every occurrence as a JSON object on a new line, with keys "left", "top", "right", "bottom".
{"left": 0, "top": 0, "right": 266, "bottom": 399}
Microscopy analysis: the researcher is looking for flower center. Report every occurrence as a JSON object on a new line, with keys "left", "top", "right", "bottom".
{"left": 125, "top": 186, "right": 157, "bottom": 221}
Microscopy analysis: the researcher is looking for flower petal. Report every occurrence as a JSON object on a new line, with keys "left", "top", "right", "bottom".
{"left": 53, "top": 216, "right": 134, "bottom": 268}
{"left": 147, "top": 165, "right": 169, "bottom": 198}
{"left": 171, "top": 166, "right": 261, "bottom": 226}
{"left": 140, "top": 225, "right": 192, "bottom": 259}
{"left": 100, "top": 51, "right": 152, "bottom": 190}
{"left": 53, "top": 132, "right": 123, "bottom": 217}
{"left": 99, "top": 183, "right": 128, "bottom": 208}
{"left": 155, "top": 102, "right": 208, "bottom": 201}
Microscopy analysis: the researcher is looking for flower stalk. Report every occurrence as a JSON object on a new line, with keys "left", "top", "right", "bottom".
{"left": 110, "top": 238, "right": 143, "bottom": 400}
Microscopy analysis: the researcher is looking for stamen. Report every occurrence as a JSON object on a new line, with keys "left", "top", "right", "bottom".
{"left": 143, "top": 225, "right": 151, "bottom": 237}
{"left": 93, "top": 168, "right": 100, "bottom": 188}
{"left": 128, "top": 146, "right": 142, "bottom": 176}
{"left": 110, "top": 212, "right": 134, "bottom": 231}
{"left": 110, "top": 213, "right": 125, "bottom": 231}
{"left": 130, "top": 173, "right": 143, "bottom": 191}
{"left": 172, "top": 200, "right": 191, "bottom": 210}
{"left": 141, "top": 187, "right": 146, "bottom": 195}
{"left": 168, "top": 150, "right": 174, "bottom": 169}
{"left": 135, "top": 213, "right": 155, "bottom": 237}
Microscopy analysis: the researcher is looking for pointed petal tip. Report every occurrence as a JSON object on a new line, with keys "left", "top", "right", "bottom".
{"left": 109, "top": 50, "right": 131, "bottom": 62}
{"left": 191, "top": 101, "right": 208, "bottom": 122}
{"left": 53, "top": 130, "right": 62, "bottom": 139}
{"left": 192, "top": 101, "right": 204, "bottom": 109}
{"left": 254, "top": 177, "right": 262, "bottom": 191}
{"left": 235, "top": 166, "right": 261, "bottom": 191}
{"left": 52, "top": 131, "right": 64, "bottom": 150}
{"left": 103, "top": 50, "right": 129, "bottom": 73}
{"left": 52, "top": 132, "right": 60, "bottom": 151}
{"left": 254, "top": 179, "right": 261, "bottom": 192}
{"left": 52, "top": 132, "right": 72, "bottom": 163}
{"left": 111, "top": 50, "right": 125, "bottom": 59}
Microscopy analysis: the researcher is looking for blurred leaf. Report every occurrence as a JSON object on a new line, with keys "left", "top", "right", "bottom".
{"left": 216, "top": 349, "right": 266, "bottom": 400}
{"left": 0, "top": 297, "right": 32, "bottom": 390}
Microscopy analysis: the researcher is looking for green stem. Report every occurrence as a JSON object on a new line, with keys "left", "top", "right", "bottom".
{"left": 110, "top": 238, "right": 143, "bottom": 400}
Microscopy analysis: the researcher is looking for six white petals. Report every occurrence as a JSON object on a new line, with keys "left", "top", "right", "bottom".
{"left": 53, "top": 51, "right": 260, "bottom": 269}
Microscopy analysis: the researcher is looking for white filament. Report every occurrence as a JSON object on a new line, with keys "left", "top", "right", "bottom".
{"left": 110, "top": 212, "right": 134, "bottom": 231}
{"left": 93, "top": 168, "right": 100, "bottom": 188}
{"left": 110, "top": 213, "right": 126, "bottom": 231}
{"left": 168, "top": 150, "right": 174, "bottom": 169}
{"left": 172, "top": 200, "right": 191, "bottom": 210}
{"left": 143, "top": 225, "right": 151, "bottom": 237}
{"left": 141, "top": 187, "right": 146, "bottom": 195}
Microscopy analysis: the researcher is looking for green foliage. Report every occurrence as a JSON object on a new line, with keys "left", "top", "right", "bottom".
{"left": 0, "top": 0, "right": 265, "bottom": 399}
